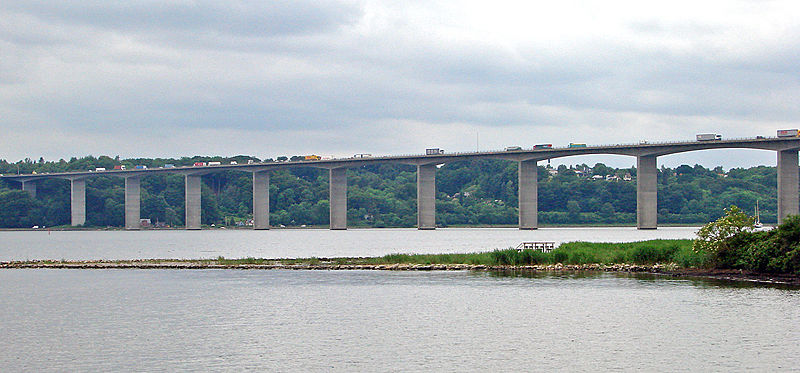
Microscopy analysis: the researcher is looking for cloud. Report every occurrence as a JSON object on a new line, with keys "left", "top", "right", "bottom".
{"left": 1, "top": 0, "right": 799, "bottom": 169}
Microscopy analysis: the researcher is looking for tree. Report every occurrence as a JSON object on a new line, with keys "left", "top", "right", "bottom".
{"left": 693, "top": 205, "right": 754, "bottom": 258}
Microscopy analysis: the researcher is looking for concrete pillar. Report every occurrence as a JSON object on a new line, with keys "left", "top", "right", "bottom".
{"left": 252, "top": 171, "right": 270, "bottom": 230}
{"left": 519, "top": 160, "right": 538, "bottom": 229}
{"left": 329, "top": 168, "right": 347, "bottom": 230}
{"left": 21, "top": 181, "right": 36, "bottom": 198}
{"left": 777, "top": 150, "right": 799, "bottom": 224}
{"left": 417, "top": 164, "right": 436, "bottom": 230}
{"left": 125, "top": 177, "right": 141, "bottom": 230}
{"left": 70, "top": 178, "right": 86, "bottom": 226}
{"left": 185, "top": 175, "right": 202, "bottom": 230}
{"left": 637, "top": 155, "right": 658, "bottom": 229}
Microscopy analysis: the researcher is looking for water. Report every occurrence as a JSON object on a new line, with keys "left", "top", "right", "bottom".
{"left": 0, "top": 227, "right": 699, "bottom": 261}
{"left": 0, "top": 269, "right": 797, "bottom": 371}
{"left": 2, "top": 228, "right": 797, "bottom": 371}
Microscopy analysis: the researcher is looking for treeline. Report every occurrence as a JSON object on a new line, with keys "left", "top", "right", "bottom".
{"left": 0, "top": 155, "right": 780, "bottom": 228}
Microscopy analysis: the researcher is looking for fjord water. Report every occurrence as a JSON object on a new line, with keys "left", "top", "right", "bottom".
{"left": 0, "top": 227, "right": 699, "bottom": 261}
{"left": 1, "top": 269, "right": 798, "bottom": 371}
{"left": 2, "top": 227, "right": 798, "bottom": 371}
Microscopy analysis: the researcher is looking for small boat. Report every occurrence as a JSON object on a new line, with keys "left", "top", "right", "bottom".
{"left": 754, "top": 200, "right": 763, "bottom": 229}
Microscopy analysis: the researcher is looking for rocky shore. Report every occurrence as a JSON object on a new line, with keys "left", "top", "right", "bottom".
{"left": 3, "top": 260, "right": 798, "bottom": 285}
{"left": 0, "top": 260, "right": 667, "bottom": 272}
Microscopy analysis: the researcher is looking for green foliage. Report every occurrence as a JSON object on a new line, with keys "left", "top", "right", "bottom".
{"left": 553, "top": 240, "right": 694, "bottom": 265}
{"left": 693, "top": 210, "right": 800, "bottom": 274}
{"left": 371, "top": 240, "right": 696, "bottom": 266}
{"left": 692, "top": 206, "right": 754, "bottom": 266}
{"left": 0, "top": 156, "right": 784, "bottom": 228}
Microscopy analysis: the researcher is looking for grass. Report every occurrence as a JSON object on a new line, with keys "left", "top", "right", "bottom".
{"left": 4, "top": 239, "right": 701, "bottom": 268}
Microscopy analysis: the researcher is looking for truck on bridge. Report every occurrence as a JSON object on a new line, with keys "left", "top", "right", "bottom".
{"left": 426, "top": 148, "right": 444, "bottom": 155}
{"left": 696, "top": 133, "right": 722, "bottom": 141}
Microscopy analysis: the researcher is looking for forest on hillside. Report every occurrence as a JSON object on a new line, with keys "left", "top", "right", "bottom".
{"left": 0, "top": 155, "right": 779, "bottom": 228}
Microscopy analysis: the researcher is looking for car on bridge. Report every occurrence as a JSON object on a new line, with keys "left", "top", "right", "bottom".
{"left": 505, "top": 146, "right": 522, "bottom": 151}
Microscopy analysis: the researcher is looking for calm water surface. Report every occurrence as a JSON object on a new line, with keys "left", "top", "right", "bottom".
{"left": 0, "top": 227, "right": 699, "bottom": 261}
{"left": 2, "top": 228, "right": 797, "bottom": 371}
{"left": 0, "top": 270, "right": 797, "bottom": 372}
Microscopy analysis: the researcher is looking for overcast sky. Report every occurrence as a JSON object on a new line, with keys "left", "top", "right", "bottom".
{"left": 2, "top": 1, "right": 799, "bottom": 168}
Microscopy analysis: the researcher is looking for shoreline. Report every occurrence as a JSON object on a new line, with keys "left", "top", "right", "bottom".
{"left": 3, "top": 260, "right": 798, "bottom": 286}
{"left": 0, "top": 224, "right": 711, "bottom": 231}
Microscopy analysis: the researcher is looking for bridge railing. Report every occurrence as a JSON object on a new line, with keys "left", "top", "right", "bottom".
{"left": 370, "top": 135, "right": 779, "bottom": 160}
{"left": 1, "top": 136, "right": 788, "bottom": 177}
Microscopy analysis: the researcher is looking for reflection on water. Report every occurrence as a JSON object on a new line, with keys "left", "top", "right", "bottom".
{"left": 488, "top": 270, "right": 800, "bottom": 290}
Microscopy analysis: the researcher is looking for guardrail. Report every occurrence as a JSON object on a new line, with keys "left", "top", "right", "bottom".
{"left": 1, "top": 136, "right": 793, "bottom": 178}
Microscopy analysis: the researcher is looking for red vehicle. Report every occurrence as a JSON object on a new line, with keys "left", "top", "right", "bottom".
{"left": 533, "top": 144, "right": 553, "bottom": 149}
{"left": 193, "top": 162, "right": 206, "bottom": 166}
{"left": 113, "top": 165, "right": 126, "bottom": 170}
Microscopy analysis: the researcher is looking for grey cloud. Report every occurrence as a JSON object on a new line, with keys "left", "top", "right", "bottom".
{"left": 2, "top": 1, "right": 800, "bottom": 166}
{"left": 2, "top": 1, "right": 362, "bottom": 37}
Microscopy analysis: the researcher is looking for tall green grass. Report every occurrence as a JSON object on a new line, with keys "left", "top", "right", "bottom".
{"left": 369, "top": 239, "right": 697, "bottom": 266}
{"left": 202, "top": 239, "right": 699, "bottom": 267}
{"left": 380, "top": 240, "right": 695, "bottom": 266}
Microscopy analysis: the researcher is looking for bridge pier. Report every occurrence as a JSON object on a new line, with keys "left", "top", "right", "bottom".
{"left": 417, "top": 164, "right": 436, "bottom": 230}
{"left": 185, "top": 175, "right": 202, "bottom": 230}
{"left": 519, "top": 160, "right": 539, "bottom": 229}
{"left": 329, "top": 168, "right": 347, "bottom": 230}
{"left": 21, "top": 180, "right": 36, "bottom": 198}
{"left": 70, "top": 178, "right": 86, "bottom": 226}
{"left": 125, "top": 177, "right": 141, "bottom": 230}
{"left": 777, "top": 150, "right": 799, "bottom": 224}
{"left": 252, "top": 171, "right": 270, "bottom": 230}
{"left": 637, "top": 155, "right": 658, "bottom": 229}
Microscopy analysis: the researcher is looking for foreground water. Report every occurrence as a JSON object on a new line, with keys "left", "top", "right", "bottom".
{"left": 0, "top": 227, "right": 698, "bottom": 261}
{"left": 2, "top": 227, "right": 797, "bottom": 371}
{"left": 1, "top": 269, "right": 797, "bottom": 371}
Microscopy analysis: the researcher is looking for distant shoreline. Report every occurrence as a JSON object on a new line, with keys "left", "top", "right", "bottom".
{"left": 2, "top": 260, "right": 797, "bottom": 286}
{"left": 0, "top": 224, "right": 710, "bottom": 231}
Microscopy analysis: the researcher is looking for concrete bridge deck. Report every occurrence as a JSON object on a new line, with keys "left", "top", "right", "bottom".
{"left": 3, "top": 136, "right": 800, "bottom": 230}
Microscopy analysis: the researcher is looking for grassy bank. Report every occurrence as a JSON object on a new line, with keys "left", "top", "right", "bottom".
{"left": 371, "top": 239, "right": 698, "bottom": 267}
{"left": 198, "top": 239, "right": 697, "bottom": 267}
{"left": 1, "top": 239, "right": 697, "bottom": 268}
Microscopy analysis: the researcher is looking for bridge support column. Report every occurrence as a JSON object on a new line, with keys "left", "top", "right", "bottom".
{"left": 637, "top": 155, "right": 658, "bottom": 229}
{"left": 519, "top": 160, "right": 538, "bottom": 229}
{"left": 185, "top": 175, "right": 202, "bottom": 230}
{"left": 21, "top": 181, "right": 36, "bottom": 198}
{"left": 125, "top": 177, "right": 141, "bottom": 230}
{"left": 252, "top": 171, "right": 270, "bottom": 230}
{"left": 417, "top": 164, "right": 436, "bottom": 230}
{"left": 329, "top": 168, "right": 347, "bottom": 230}
{"left": 777, "top": 150, "right": 799, "bottom": 224}
{"left": 70, "top": 178, "right": 86, "bottom": 226}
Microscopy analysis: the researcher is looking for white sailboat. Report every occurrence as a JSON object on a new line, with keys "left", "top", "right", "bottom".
{"left": 754, "top": 200, "right": 763, "bottom": 229}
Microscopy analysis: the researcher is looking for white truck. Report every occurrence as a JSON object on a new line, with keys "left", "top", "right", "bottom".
{"left": 425, "top": 148, "right": 444, "bottom": 155}
{"left": 777, "top": 129, "right": 799, "bottom": 137}
{"left": 696, "top": 133, "right": 722, "bottom": 141}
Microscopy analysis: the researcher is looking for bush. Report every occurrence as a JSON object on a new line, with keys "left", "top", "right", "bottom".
{"left": 697, "top": 211, "right": 800, "bottom": 274}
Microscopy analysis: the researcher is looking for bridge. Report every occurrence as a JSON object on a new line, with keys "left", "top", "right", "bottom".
{"left": 2, "top": 136, "right": 800, "bottom": 230}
